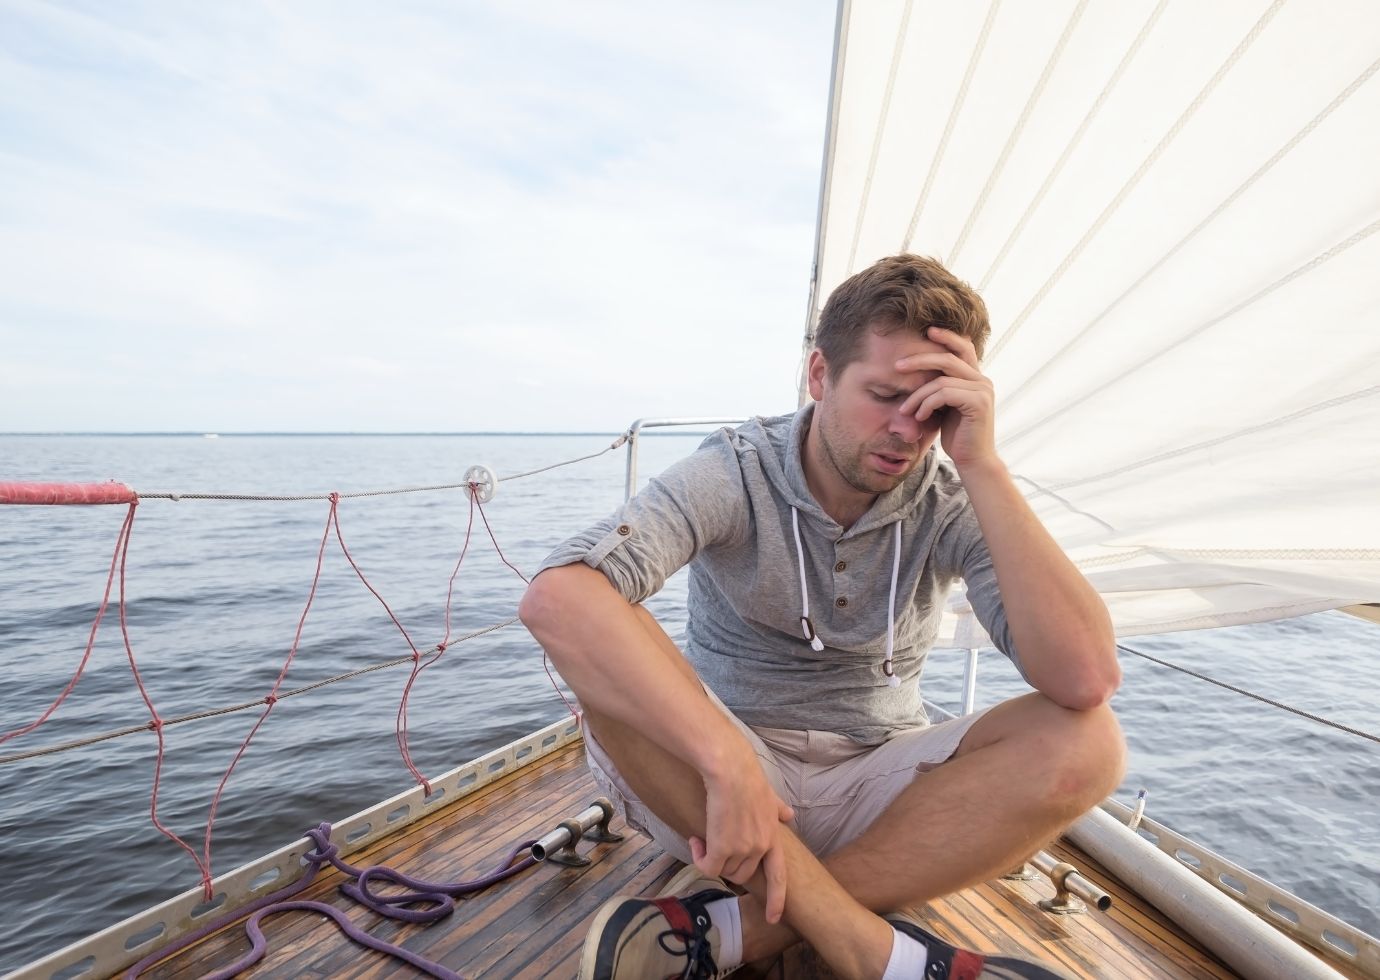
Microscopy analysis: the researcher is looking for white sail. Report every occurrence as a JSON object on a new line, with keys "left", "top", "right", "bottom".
{"left": 807, "top": 0, "right": 1380, "bottom": 635}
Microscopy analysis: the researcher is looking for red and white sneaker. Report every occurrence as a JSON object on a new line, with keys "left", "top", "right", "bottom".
{"left": 886, "top": 915, "right": 1074, "bottom": 980}
{"left": 578, "top": 868, "right": 737, "bottom": 980}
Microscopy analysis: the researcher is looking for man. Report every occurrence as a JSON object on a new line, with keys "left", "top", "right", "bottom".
{"left": 519, "top": 254, "right": 1124, "bottom": 980}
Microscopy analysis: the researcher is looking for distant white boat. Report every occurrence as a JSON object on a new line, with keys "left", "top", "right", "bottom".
{"left": 201, "top": 433, "right": 219, "bottom": 439}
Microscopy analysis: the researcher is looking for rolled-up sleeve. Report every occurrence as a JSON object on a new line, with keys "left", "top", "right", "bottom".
{"left": 534, "top": 431, "right": 750, "bottom": 603}
{"left": 935, "top": 506, "right": 1027, "bottom": 681}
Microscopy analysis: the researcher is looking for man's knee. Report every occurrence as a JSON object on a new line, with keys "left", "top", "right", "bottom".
{"left": 968, "top": 693, "right": 1125, "bottom": 816}
{"left": 1034, "top": 700, "right": 1126, "bottom": 814}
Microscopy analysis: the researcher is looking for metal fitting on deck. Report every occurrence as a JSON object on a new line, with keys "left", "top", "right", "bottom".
{"left": 530, "top": 798, "right": 625, "bottom": 867}
{"left": 1032, "top": 853, "right": 1112, "bottom": 914}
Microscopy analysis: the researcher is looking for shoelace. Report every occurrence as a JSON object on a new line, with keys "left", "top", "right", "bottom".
{"left": 656, "top": 916, "right": 719, "bottom": 980}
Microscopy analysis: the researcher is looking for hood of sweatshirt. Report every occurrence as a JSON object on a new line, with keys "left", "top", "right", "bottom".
{"left": 734, "top": 402, "right": 942, "bottom": 536}
{"left": 733, "top": 403, "right": 943, "bottom": 684}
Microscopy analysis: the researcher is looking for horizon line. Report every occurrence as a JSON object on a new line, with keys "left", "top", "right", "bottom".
{"left": 0, "top": 430, "right": 714, "bottom": 437}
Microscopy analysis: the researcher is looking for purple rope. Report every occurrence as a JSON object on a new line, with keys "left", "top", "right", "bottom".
{"left": 208, "top": 902, "right": 461, "bottom": 980}
{"left": 332, "top": 833, "right": 538, "bottom": 923}
{"left": 124, "top": 822, "right": 539, "bottom": 979}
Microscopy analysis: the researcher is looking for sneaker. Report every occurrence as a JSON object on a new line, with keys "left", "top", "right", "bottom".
{"left": 656, "top": 863, "right": 734, "bottom": 899}
{"left": 578, "top": 871, "right": 735, "bottom": 980}
{"left": 886, "top": 915, "right": 1074, "bottom": 979}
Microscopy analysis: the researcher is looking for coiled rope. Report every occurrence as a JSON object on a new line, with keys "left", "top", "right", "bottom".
{"left": 123, "top": 822, "right": 537, "bottom": 980}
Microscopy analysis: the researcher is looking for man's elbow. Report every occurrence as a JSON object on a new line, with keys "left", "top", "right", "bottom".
{"left": 1057, "top": 653, "right": 1121, "bottom": 711}
{"left": 518, "top": 567, "right": 574, "bottom": 643}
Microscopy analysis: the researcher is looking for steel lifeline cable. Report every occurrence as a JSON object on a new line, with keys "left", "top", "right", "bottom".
{"left": 0, "top": 445, "right": 603, "bottom": 913}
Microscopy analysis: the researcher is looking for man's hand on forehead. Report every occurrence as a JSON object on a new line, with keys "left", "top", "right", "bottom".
{"left": 892, "top": 326, "right": 998, "bottom": 468}
{"left": 892, "top": 325, "right": 981, "bottom": 377}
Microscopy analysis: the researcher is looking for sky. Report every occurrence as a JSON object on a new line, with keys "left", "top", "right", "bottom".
{"left": 0, "top": 0, "right": 838, "bottom": 432}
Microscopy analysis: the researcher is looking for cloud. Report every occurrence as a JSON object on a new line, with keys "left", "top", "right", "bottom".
{"left": 0, "top": 0, "right": 835, "bottom": 430}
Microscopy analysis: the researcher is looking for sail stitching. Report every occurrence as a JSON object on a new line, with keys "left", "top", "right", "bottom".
{"left": 1076, "top": 546, "right": 1380, "bottom": 567}
{"left": 1010, "top": 473, "right": 1118, "bottom": 533}
{"left": 845, "top": 0, "right": 914, "bottom": 276}
{"left": 998, "top": 54, "right": 1380, "bottom": 413}
{"left": 1074, "top": 547, "right": 1152, "bottom": 570}
{"left": 977, "top": 0, "right": 1168, "bottom": 292}
{"left": 1155, "top": 547, "right": 1380, "bottom": 561}
{"left": 947, "top": 0, "right": 1088, "bottom": 269}
{"left": 900, "top": 0, "right": 1002, "bottom": 252}
{"left": 1047, "top": 384, "right": 1380, "bottom": 492}
{"left": 985, "top": 0, "right": 1287, "bottom": 366}
{"left": 997, "top": 214, "right": 1380, "bottom": 448}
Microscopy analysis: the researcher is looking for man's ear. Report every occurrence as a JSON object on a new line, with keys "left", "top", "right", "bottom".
{"left": 807, "top": 349, "right": 829, "bottom": 402}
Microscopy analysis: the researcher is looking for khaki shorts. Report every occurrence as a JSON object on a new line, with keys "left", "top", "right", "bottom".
{"left": 584, "top": 686, "right": 992, "bottom": 864}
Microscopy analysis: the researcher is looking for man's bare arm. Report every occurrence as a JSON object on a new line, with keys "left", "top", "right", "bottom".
{"left": 896, "top": 327, "right": 1119, "bottom": 709}
{"left": 519, "top": 563, "right": 793, "bottom": 920}
{"left": 953, "top": 459, "right": 1119, "bottom": 708}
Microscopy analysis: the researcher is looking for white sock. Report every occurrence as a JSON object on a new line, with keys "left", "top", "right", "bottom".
{"left": 881, "top": 927, "right": 929, "bottom": 980}
{"left": 704, "top": 896, "right": 743, "bottom": 969}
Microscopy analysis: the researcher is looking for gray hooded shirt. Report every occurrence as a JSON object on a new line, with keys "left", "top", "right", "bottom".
{"left": 537, "top": 403, "right": 1022, "bottom": 744}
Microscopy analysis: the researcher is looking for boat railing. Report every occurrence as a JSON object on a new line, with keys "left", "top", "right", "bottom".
{"left": 621, "top": 416, "right": 751, "bottom": 500}
{"left": 7, "top": 717, "right": 585, "bottom": 980}
{"left": 4, "top": 423, "right": 1377, "bottom": 978}
{"left": 1099, "top": 796, "right": 1377, "bottom": 975}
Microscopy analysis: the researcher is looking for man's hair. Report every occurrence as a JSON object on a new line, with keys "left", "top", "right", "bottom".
{"left": 815, "top": 254, "right": 990, "bottom": 378}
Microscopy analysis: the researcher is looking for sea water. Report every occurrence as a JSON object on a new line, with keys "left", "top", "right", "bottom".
{"left": 0, "top": 433, "right": 1376, "bottom": 971}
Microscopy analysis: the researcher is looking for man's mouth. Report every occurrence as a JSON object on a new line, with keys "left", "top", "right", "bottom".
{"left": 871, "top": 451, "right": 912, "bottom": 474}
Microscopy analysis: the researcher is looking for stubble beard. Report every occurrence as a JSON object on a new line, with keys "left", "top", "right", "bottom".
{"left": 816, "top": 411, "right": 909, "bottom": 496}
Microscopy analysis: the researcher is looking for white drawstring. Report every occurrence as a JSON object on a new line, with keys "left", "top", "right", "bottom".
{"left": 883, "top": 520, "right": 902, "bottom": 687}
{"left": 791, "top": 507, "right": 903, "bottom": 682}
{"left": 791, "top": 507, "right": 825, "bottom": 651}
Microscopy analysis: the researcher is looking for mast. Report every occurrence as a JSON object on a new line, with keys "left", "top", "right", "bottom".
{"left": 797, "top": 0, "right": 851, "bottom": 408}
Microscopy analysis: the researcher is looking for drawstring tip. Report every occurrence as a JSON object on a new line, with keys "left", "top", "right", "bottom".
{"left": 810, "top": 636, "right": 824, "bottom": 652}
{"left": 886, "top": 673, "right": 901, "bottom": 688}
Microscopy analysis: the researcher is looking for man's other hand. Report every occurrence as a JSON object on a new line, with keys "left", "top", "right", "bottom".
{"left": 689, "top": 765, "right": 795, "bottom": 924}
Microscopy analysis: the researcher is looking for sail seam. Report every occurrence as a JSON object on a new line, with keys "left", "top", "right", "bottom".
{"left": 1157, "top": 547, "right": 1380, "bottom": 561}
{"left": 1046, "top": 384, "right": 1380, "bottom": 492}
{"left": 998, "top": 214, "right": 1380, "bottom": 448}
{"left": 1010, "top": 473, "right": 1118, "bottom": 533}
{"left": 1077, "top": 546, "right": 1380, "bottom": 567}
{"left": 985, "top": 0, "right": 1287, "bottom": 366}
{"left": 977, "top": 1, "right": 1167, "bottom": 292}
{"left": 845, "top": 0, "right": 914, "bottom": 276}
{"left": 998, "top": 54, "right": 1380, "bottom": 412}
{"left": 947, "top": 0, "right": 1088, "bottom": 269}
{"left": 901, "top": 0, "right": 1002, "bottom": 252}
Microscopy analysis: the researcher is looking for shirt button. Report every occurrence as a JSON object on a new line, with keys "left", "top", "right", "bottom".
{"left": 835, "top": 597, "right": 848, "bottom": 608}
{"left": 835, "top": 561, "right": 847, "bottom": 572}
{"left": 617, "top": 524, "right": 631, "bottom": 536}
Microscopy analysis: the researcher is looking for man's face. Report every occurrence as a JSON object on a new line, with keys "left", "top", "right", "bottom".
{"left": 808, "top": 327, "right": 948, "bottom": 495}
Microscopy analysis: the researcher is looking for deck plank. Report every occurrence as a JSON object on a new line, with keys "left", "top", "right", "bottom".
{"left": 131, "top": 738, "right": 1353, "bottom": 980}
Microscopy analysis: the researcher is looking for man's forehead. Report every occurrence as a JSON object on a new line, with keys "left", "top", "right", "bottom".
{"left": 847, "top": 330, "right": 947, "bottom": 381}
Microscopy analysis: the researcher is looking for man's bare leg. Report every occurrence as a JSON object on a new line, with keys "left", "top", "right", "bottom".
{"left": 592, "top": 608, "right": 1124, "bottom": 966}
{"left": 582, "top": 610, "right": 893, "bottom": 977}
{"left": 736, "top": 692, "right": 1125, "bottom": 960}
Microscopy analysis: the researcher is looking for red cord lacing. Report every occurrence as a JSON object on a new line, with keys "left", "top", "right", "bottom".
{"left": 5, "top": 482, "right": 579, "bottom": 897}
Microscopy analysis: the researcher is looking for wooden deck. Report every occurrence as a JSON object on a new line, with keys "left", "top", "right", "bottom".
{"left": 133, "top": 740, "right": 1285, "bottom": 979}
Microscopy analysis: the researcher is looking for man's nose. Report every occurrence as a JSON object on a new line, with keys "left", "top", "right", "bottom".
{"left": 889, "top": 407, "right": 923, "bottom": 443}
